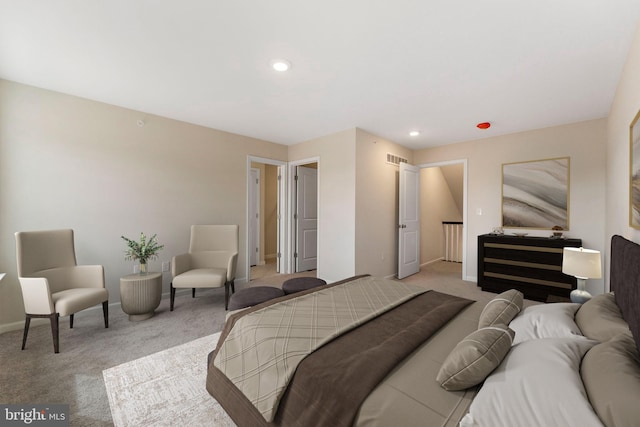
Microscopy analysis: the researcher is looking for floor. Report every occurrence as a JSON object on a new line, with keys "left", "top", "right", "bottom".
{"left": 248, "top": 258, "right": 317, "bottom": 287}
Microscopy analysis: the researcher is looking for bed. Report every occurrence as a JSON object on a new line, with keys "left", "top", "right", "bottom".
{"left": 206, "top": 235, "right": 640, "bottom": 427}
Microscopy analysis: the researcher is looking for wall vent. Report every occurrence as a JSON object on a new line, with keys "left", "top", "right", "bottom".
{"left": 386, "top": 153, "right": 408, "bottom": 166}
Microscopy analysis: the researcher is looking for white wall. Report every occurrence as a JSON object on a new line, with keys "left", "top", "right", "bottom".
{"left": 414, "top": 119, "right": 607, "bottom": 295}
{"left": 288, "top": 129, "right": 357, "bottom": 283}
{"left": 606, "top": 20, "right": 640, "bottom": 288}
{"left": 354, "top": 129, "right": 413, "bottom": 278}
{"left": 0, "top": 79, "right": 288, "bottom": 330}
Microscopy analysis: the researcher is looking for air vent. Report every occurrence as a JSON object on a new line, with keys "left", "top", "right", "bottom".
{"left": 386, "top": 153, "right": 408, "bottom": 166}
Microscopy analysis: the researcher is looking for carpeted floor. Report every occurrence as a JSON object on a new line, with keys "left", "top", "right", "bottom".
{"left": 0, "top": 262, "right": 528, "bottom": 426}
{"left": 103, "top": 333, "right": 233, "bottom": 427}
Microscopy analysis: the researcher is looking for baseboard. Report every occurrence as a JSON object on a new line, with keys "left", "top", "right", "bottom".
{"left": 0, "top": 319, "right": 36, "bottom": 334}
{"left": 265, "top": 253, "right": 277, "bottom": 260}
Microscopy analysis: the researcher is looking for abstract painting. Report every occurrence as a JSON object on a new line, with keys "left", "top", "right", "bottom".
{"left": 630, "top": 110, "right": 640, "bottom": 229}
{"left": 502, "top": 157, "right": 569, "bottom": 229}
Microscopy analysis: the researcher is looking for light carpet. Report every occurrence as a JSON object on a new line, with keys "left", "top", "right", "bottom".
{"left": 103, "top": 332, "right": 236, "bottom": 427}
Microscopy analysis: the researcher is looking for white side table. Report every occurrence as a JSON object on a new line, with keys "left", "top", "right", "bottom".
{"left": 120, "top": 272, "right": 162, "bottom": 321}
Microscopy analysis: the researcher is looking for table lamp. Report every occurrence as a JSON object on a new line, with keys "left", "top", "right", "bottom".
{"left": 562, "top": 247, "right": 602, "bottom": 304}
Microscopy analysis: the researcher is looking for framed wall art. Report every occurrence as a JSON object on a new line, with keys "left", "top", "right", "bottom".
{"left": 502, "top": 157, "right": 570, "bottom": 229}
{"left": 630, "top": 109, "right": 640, "bottom": 229}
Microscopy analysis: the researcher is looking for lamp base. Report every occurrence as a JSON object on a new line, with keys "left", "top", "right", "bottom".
{"left": 570, "top": 289, "right": 592, "bottom": 304}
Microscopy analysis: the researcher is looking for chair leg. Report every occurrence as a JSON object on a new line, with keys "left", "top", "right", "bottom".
{"left": 225, "top": 282, "right": 229, "bottom": 311}
{"left": 21, "top": 315, "right": 31, "bottom": 350}
{"left": 50, "top": 313, "right": 60, "bottom": 354}
{"left": 231, "top": 280, "right": 235, "bottom": 293}
{"left": 70, "top": 313, "right": 74, "bottom": 329}
{"left": 103, "top": 301, "right": 109, "bottom": 328}
{"left": 192, "top": 288, "right": 196, "bottom": 298}
{"left": 170, "top": 282, "right": 175, "bottom": 311}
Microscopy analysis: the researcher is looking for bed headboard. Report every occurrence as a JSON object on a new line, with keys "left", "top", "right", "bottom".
{"left": 610, "top": 235, "right": 640, "bottom": 351}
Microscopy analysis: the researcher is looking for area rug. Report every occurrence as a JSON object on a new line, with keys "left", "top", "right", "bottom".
{"left": 103, "top": 332, "right": 236, "bottom": 426}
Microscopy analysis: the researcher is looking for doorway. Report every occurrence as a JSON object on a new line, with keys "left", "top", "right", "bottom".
{"left": 247, "top": 157, "right": 287, "bottom": 282}
{"left": 398, "top": 159, "right": 468, "bottom": 280}
{"left": 419, "top": 160, "right": 467, "bottom": 280}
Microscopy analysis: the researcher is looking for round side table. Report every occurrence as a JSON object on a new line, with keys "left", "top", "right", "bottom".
{"left": 120, "top": 272, "right": 162, "bottom": 321}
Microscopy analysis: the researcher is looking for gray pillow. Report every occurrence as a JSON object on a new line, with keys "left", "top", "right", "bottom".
{"left": 575, "top": 292, "right": 630, "bottom": 342}
{"left": 436, "top": 325, "right": 515, "bottom": 391}
{"left": 478, "top": 289, "right": 523, "bottom": 328}
{"left": 581, "top": 332, "right": 640, "bottom": 427}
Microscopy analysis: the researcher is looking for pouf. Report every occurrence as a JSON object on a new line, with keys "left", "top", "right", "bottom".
{"left": 282, "top": 277, "right": 327, "bottom": 295}
{"left": 228, "top": 286, "right": 284, "bottom": 310}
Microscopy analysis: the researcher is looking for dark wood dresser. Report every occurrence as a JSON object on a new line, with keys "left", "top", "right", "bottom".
{"left": 477, "top": 234, "right": 582, "bottom": 302}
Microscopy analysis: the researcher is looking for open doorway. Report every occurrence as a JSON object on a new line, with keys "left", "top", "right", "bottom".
{"left": 247, "top": 156, "right": 287, "bottom": 283}
{"left": 419, "top": 160, "right": 467, "bottom": 280}
{"left": 398, "top": 159, "right": 468, "bottom": 281}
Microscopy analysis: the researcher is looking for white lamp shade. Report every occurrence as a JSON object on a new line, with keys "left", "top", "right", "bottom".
{"left": 562, "top": 247, "right": 602, "bottom": 279}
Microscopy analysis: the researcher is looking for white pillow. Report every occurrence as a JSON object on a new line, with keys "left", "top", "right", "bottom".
{"left": 460, "top": 337, "right": 602, "bottom": 427}
{"left": 509, "top": 302, "right": 583, "bottom": 345}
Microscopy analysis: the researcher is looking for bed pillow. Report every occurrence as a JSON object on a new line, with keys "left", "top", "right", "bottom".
{"left": 477, "top": 289, "right": 523, "bottom": 328}
{"left": 509, "top": 302, "right": 583, "bottom": 345}
{"left": 581, "top": 332, "right": 640, "bottom": 427}
{"left": 575, "top": 292, "right": 630, "bottom": 342}
{"left": 460, "top": 337, "right": 601, "bottom": 427}
{"left": 436, "top": 325, "right": 514, "bottom": 391}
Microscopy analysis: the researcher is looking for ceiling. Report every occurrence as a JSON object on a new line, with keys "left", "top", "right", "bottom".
{"left": 1, "top": 1, "right": 639, "bottom": 150}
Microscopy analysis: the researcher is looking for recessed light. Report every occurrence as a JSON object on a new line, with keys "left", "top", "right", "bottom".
{"left": 271, "top": 59, "right": 291, "bottom": 72}
{"left": 409, "top": 131, "right": 420, "bottom": 137}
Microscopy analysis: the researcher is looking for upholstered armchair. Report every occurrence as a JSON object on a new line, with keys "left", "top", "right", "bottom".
{"left": 15, "top": 229, "right": 109, "bottom": 353}
{"left": 170, "top": 225, "right": 238, "bottom": 311}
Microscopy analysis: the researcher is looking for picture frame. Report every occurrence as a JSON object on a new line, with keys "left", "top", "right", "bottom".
{"left": 630, "top": 110, "right": 640, "bottom": 229}
{"left": 502, "top": 157, "right": 570, "bottom": 230}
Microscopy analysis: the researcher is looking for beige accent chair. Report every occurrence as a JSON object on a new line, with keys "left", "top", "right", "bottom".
{"left": 15, "top": 229, "right": 109, "bottom": 353}
{"left": 171, "top": 225, "right": 238, "bottom": 311}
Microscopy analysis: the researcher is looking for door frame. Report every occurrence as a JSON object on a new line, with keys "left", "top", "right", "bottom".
{"left": 288, "top": 157, "right": 320, "bottom": 274}
{"left": 417, "top": 158, "right": 469, "bottom": 281}
{"left": 246, "top": 156, "right": 288, "bottom": 281}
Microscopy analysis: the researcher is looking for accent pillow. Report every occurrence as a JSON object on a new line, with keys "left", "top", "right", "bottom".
{"left": 509, "top": 302, "right": 583, "bottom": 345}
{"left": 460, "top": 337, "right": 601, "bottom": 427}
{"left": 477, "top": 289, "right": 523, "bottom": 328}
{"left": 581, "top": 332, "right": 640, "bottom": 427}
{"left": 575, "top": 292, "right": 630, "bottom": 342}
{"left": 436, "top": 325, "right": 515, "bottom": 391}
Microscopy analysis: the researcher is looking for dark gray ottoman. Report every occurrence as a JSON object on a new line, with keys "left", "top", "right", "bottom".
{"left": 282, "top": 277, "right": 327, "bottom": 295}
{"left": 228, "top": 286, "right": 284, "bottom": 310}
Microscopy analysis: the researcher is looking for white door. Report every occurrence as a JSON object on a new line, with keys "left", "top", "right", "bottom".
{"left": 249, "top": 168, "right": 260, "bottom": 267}
{"left": 398, "top": 162, "right": 420, "bottom": 279}
{"left": 296, "top": 166, "right": 318, "bottom": 272}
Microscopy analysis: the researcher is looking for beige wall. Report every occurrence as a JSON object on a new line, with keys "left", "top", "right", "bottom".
{"left": 0, "top": 79, "right": 288, "bottom": 331}
{"left": 606, "top": 21, "right": 640, "bottom": 290}
{"left": 288, "top": 129, "right": 357, "bottom": 282}
{"left": 354, "top": 129, "right": 413, "bottom": 278}
{"left": 420, "top": 166, "right": 463, "bottom": 264}
{"left": 414, "top": 118, "right": 607, "bottom": 295}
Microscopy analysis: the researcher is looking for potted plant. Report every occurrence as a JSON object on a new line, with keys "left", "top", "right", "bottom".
{"left": 121, "top": 232, "right": 164, "bottom": 275}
